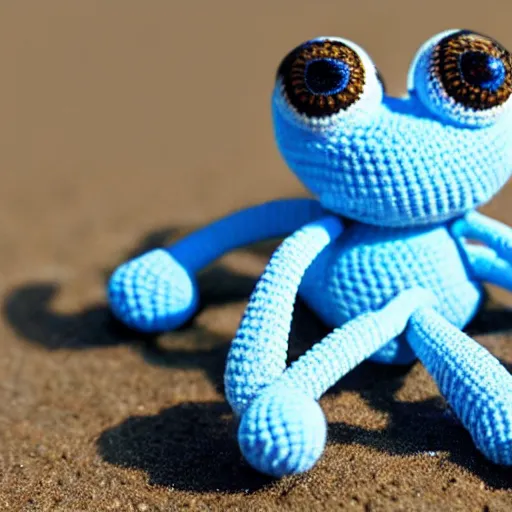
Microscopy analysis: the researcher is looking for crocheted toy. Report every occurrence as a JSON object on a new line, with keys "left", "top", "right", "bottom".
{"left": 108, "top": 30, "right": 512, "bottom": 477}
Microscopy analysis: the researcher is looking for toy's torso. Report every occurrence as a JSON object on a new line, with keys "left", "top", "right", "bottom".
{"left": 300, "top": 220, "right": 482, "bottom": 336}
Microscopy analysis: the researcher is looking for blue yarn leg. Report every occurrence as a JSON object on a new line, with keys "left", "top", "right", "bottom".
{"left": 108, "top": 198, "right": 324, "bottom": 332}
{"left": 237, "top": 288, "right": 434, "bottom": 477}
{"left": 224, "top": 215, "right": 344, "bottom": 416}
{"left": 462, "top": 243, "right": 512, "bottom": 291}
{"left": 407, "top": 307, "right": 512, "bottom": 465}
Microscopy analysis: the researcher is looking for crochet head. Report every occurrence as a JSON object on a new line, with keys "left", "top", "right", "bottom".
{"left": 272, "top": 31, "right": 512, "bottom": 227}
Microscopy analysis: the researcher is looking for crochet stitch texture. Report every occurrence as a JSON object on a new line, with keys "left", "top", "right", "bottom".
{"left": 108, "top": 29, "right": 512, "bottom": 477}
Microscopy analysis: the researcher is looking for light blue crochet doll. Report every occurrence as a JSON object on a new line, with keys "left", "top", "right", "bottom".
{"left": 108, "top": 30, "right": 512, "bottom": 477}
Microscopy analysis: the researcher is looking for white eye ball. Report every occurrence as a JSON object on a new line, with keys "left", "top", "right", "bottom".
{"left": 409, "top": 30, "right": 512, "bottom": 127}
{"left": 275, "top": 37, "right": 383, "bottom": 128}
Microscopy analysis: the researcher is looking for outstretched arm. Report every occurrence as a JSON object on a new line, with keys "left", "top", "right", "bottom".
{"left": 461, "top": 243, "right": 512, "bottom": 291}
{"left": 452, "top": 211, "right": 512, "bottom": 290}
{"left": 108, "top": 198, "right": 325, "bottom": 332}
{"left": 452, "top": 211, "right": 512, "bottom": 260}
{"left": 169, "top": 198, "right": 324, "bottom": 273}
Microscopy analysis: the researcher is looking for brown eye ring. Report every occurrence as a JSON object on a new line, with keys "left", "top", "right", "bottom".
{"left": 276, "top": 39, "right": 367, "bottom": 117}
{"left": 432, "top": 30, "right": 512, "bottom": 110}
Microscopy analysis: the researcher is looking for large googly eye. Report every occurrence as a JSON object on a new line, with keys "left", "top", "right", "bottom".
{"left": 275, "top": 37, "right": 383, "bottom": 128}
{"left": 409, "top": 30, "right": 512, "bottom": 126}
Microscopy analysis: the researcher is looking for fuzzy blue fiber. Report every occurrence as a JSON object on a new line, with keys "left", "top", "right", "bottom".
{"left": 224, "top": 216, "right": 343, "bottom": 415}
{"left": 108, "top": 199, "right": 324, "bottom": 333}
{"left": 238, "top": 386, "right": 327, "bottom": 477}
{"left": 273, "top": 94, "right": 512, "bottom": 227}
{"left": 231, "top": 287, "right": 434, "bottom": 474}
{"left": 108, "top": 249, "right": 198, "bottom": 332}
{"left": 298, "top": 222, "right": 482, "bottom": 364}
{"left": 407, "top": 307, "right": 512, "bottom": 464}
{"left": 107, "top": 31, "right": 512, "bottom": 476}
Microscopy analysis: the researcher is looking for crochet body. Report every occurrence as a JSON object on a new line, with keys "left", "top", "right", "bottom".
{"left": 108, "top": 30, "right": 512, "bottom": 477}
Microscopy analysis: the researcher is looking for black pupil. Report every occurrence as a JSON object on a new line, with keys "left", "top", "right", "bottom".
{"left": 305, "top": 59, "right": 348, "bottom": 95}
{"left": 459, "top": 51, "right": 505, "bottom": 90}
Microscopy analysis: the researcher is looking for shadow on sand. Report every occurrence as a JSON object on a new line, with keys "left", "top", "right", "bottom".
{"left": 4, "top": 227, "right": 512, "bottom": 492}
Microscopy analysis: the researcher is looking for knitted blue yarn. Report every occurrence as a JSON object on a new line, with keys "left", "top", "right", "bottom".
{"left": 273, "top": 93, "right": 512, "bottom": 228}
{"left": 234, "top": 288, "right": 434, "bottom": 477}
{"left": 107, "top": 199, "right": 324, "bottom": 332}
{"left": 107, "top": 31, "right": 512, "bottom": 476}
{"left": 108, "top": 249, "right": 198, "bottom": 332}
{"left": 462, "top": 244, "right": 512, "bottom": 290}
{"left": 238, "top": 386, "right": 327, "bottom": 477}
{"left": 407, "top": 307, "right": 512, "bottom": 464}
{"left": 224, "top": 216, "right": 343, "bottom": 415}
{"left": 298, "top": 223, "right": 482, "bottom": 364}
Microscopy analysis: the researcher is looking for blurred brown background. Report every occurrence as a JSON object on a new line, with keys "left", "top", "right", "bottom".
{"left": 1, "top": 1, "right": 512, "bottom": 510}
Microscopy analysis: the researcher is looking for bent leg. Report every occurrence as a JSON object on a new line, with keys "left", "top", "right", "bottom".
{"left": 108, "top": 198, "right": 324, "bottom": 332}
{"left": 407, "top": 307, "right": 512, "bottom": 465}
{"left": 224, "top": 215, "right": 343, "bottom": 415}
{"left": 236, "top": 288, "right": 434, "bottom": 477}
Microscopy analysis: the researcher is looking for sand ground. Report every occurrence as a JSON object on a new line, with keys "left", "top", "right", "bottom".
{"left": 1, "top": 1, "right": 512, "bottom": 510}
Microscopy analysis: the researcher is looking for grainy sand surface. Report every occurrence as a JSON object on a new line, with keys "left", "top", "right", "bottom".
{"left": 1, "top": 2, "right": 512, "bottom": 510}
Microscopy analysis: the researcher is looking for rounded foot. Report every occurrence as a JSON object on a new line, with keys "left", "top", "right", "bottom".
{"left": 108, "top": 249, "right": 198, "bottom": 332}
{"left": 238, "top": 387, "right": 327, "bottom": 477}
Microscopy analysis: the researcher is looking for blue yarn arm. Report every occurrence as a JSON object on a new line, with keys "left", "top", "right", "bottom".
{"left": 407, "top": 307, "right": 512, "bottom": 465}
{"left": 224, "top": 215, "right": 344, "bottom": 417}
{"left": 462, "top": 243, "right": 512, "bottom": 290}
{"left": 169, "top": 198, "right": 325, "bottom": 273}
{"left": 452, "top": 211, "right": 512, "bottom": 261}
{"left": 108, "top": 198, "right": 324, "bottom": 332}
